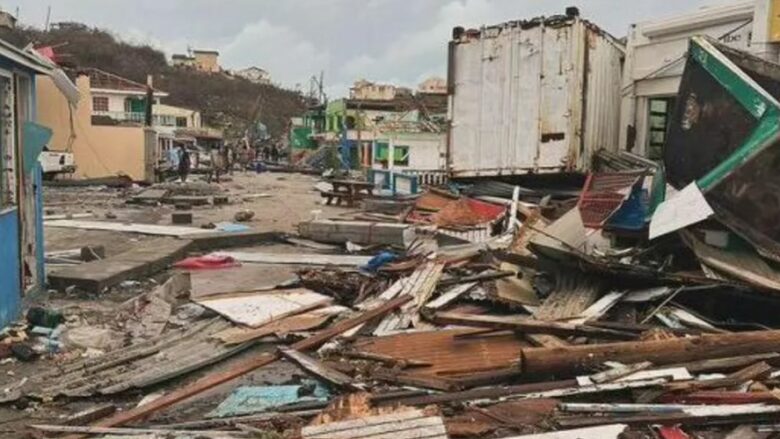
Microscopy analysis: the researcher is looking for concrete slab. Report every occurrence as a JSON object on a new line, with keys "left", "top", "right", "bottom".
{"left": 48, "top": 238, "right": 194, "bottom": 293}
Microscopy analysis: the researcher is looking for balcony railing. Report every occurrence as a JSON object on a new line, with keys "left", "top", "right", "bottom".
{"left": 92, "top": 111, "right": 183, "bottom": 127}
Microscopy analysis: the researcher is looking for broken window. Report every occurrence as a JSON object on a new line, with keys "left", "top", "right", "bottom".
{"left": 176, "top": 117, "right": 188, "bottom": 127}
{"left": 647, "top": 97, "right": 675, "bottom": 161}
{"left": 92, "top": 96, "right": 109, "bottom": 112}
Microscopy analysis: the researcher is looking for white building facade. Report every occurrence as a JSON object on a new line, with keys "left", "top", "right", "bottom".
{"left": 619, "top": 0, "right": 780, "bottom": 159}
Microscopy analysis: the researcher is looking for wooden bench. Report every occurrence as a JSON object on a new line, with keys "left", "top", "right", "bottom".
{"left": 320, "top": 190, "right": 363, "bottom": 207}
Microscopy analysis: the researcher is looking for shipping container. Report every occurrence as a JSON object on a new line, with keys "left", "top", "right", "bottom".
{"left": 447, "top": 12, "right": 625, "bottom": 178}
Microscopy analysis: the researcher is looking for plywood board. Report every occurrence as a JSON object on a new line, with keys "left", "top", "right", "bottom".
{"left": 223, "top": 251, "right": 372, "bottom": 267}
{"left": 195, "top": 289, "right": 332, "bottom": 327}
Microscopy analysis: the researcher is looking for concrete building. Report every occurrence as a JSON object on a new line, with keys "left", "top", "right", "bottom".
{"left": 153, "top": 103, "right": 203, "bottom": 160}
{"left": 0, "top": 38, "right": 76, "bottom": 327}
{"left": 192, "top": 50, "right": 220, "bottom": 73}
{"left": 373, "top": 131, "right": 446, "bottom": 173}
{"left": 87, "top": 68, "right": 167, "bottom": 123}
{"left": 349, "top": 79, "right": 412, "bottom": 101}
{"left": 0, "top": 9, "right": 16, "bottom": 29}
{"left": 418, "top": 77, "right": 447, "bottom": 94}
{"left": 620, "top": 0, "right": 780, "bottom": 159}
{"left": 235, "top": 66, "right": 271, "bottom": 84}
{"left": 38, "top": 70, "right": 159, "bottom": 182}
{"left": 171, "top": 54, "right": 195, "bottom": 68}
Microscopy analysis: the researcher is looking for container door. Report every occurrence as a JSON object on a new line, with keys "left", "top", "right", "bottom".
{"left": 537, "top": 24, "right": 574, "bottom": 170}
{"left": 514, "top": 25, "right": 543, "bottom": 171}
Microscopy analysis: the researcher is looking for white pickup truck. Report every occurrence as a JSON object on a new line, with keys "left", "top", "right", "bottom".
{"left": 40, "top": 151, "right": 76, "bottom": 179}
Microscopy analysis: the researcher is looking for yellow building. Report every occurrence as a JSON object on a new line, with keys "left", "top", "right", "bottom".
{"left": 192, "top": 50, "right": 220, "bottom": 73}
{"left": 37, "top": 73, "right": 157, "bottom": 182}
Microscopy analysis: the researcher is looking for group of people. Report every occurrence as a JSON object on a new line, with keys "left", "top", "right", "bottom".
{"left": 173, "top": 142, "right": 259, "bottom": 183}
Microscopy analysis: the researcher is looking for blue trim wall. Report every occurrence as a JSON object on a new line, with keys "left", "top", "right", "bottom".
{"left": 0, "top": 64, "right": 47, "bottom": 328}
{"left": 0, "top": 209, "right": 21, "bottom": 328}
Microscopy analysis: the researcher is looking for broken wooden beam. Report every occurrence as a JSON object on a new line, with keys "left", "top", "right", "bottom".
{"left": 665, "top": 361, "right": 772, "bottom": 392}
{"left": 520, "top": 329, "right": 780, "bottom": 375}
{"left": 589, "top": 362, "right": 653, "bottom": 384}
{"left": 429, "top": 311, "right": 637, "bottom": 340}
{"left": 370, "top": 368, "right": 460, "bottom": 392}
{"left": 69, "top": 295, "right": 413, "bottom": 436}
{"left": 278, "top": 347, "right": 355, "bottom": 390}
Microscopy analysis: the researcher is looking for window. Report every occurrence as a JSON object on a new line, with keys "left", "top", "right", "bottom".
{"left": 176, "top": 117, "right": 188, "bottom": 127}
{"left": 92, "top": 96, "right": 109, "bottom": 112}
{"left": 375, "top": 142, "right": 389, "bottom": 162}
{"left": 647, "top": 97, "right": 676, "bottom": 161}
{"left": 394, "top": 145, "right": 410, "bottom": 166}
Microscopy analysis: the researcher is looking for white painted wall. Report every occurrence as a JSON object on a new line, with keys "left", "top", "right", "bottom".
{"left": 372, "top": 132, "right": 445, "bottom": 171}
{"left": 619, "top": 0, "right": 777, "bottom": 156}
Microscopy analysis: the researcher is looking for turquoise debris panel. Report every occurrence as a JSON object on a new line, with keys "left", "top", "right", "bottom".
{"left": 22, "top": 122, "right": 52, "bottom": 175}
{"left": 207, "top": 382, "right": 330, "bottom": 418}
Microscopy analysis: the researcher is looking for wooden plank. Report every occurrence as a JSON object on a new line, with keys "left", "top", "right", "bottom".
{"left": 223, "top": 251, "right": 372, "bottom": 266}
{"left": 520, "top": 329, "right": 780, "bottom": 376}
{"left": 279, "top": 347, "right": 354, "bottom": 389}
{"left": 31, "top": 424, "right": 247, "bottom": 437}
{"left": 558, "top": 404, "right": 780, "bottom": 428}
{"left": 71, "top": 295, "right": 413, "bottom": 436}
{"left": 589, "top": 361, "right": 654, "bottom": 384}
{"left": 670, "top": 353, "right": 780, "bottom": 374}
{"left": 301, "top": 409, "right": 447, "bottom": 439}
{"left": 527, "top": 272, "right": 601, "bottom": 347}
{"left": 424, "top": 282, "right": 477, "bottom": 310}
{"left": 48, "top": 238, "right": 193, "bottom": 293}
{"left": 374, "top": 263, "right": 444, "bottom": 334}
{"left": 430, "top": 312, "right": 636, "bottom": 340}
{"left": 45, "top": 219, "right": 209, "bottom": 236}
{"left": 501, "top": 424, "right": 627, "bottom": 439}
{"left": 665, "top": 361, "right": 773, "bottom": 392}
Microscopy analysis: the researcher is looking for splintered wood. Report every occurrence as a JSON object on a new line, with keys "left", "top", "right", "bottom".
{"left": 373, "top": 262, "right": 445, "bottom": 335}
{"left": 526, "top": 272, "right": 602, "bottom": 347}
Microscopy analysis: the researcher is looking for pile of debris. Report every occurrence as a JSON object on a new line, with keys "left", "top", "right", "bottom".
{"left": 15, "top": 36, "right": 780, "bottom": 439}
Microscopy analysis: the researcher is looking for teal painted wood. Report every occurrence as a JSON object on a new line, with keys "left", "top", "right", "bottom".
{"left": 0, "top": 209, "right": 21, "bottom": 328}
{"left": 207, "top": 382, "right": 330, "bottom": 418}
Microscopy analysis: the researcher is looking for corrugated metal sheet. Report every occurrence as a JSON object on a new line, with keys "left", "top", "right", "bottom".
{"left": 448, "top": 16, "right": 624, "bottom": 177}
{"left": 354, "top": 328, "right": 525, "bottom": 377}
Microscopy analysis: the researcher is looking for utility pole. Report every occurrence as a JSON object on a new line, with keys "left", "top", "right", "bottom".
{"left": 44, "top": 5, "right": 51, "bottom": 31}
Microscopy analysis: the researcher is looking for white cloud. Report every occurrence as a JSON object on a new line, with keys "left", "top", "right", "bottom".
{"left": 217, "top": 19, "right": 330, "bottom": 89}
{"left": 339, "top": 0, "right": 504, "bottom": 93}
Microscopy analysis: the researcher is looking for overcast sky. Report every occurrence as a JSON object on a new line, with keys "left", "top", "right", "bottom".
{"left": 2, "top": 0, "right": 727, "bottom": 96}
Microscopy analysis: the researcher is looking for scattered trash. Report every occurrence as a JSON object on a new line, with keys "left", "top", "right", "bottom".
{"left": 174, "top": 254, "right": 241, "bottom": 270}
{"left": 233, "top": 210, "right": 255, "bottom": 222}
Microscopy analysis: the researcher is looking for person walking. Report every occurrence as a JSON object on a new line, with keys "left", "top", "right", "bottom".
{"left": 178, "top": 145, "right": 191, "bottom": 183}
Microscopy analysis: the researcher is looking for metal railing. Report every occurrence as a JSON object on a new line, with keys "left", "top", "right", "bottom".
{"left": 92, "top": 111, "right": 181, "bottom": 127}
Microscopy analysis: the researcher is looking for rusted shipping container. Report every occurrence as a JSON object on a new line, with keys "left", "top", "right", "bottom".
{"left": 447, "top": 11, "right": 625, "bottom": 177}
